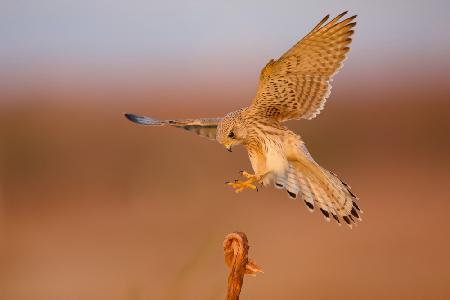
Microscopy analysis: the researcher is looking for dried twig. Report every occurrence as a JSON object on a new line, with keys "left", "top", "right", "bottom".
{"left": 223, "top": 232, "right": 263, "bottom": 300}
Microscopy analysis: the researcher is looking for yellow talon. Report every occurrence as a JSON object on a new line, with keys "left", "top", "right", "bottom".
{"left": 226, "top": 170, "right": 267, "bottom": 193}
{"left": 227, "top": 180, "right": 258, "bottom": 193}
{"left": 239, "top": 170, "right": 253, "bottom": 179}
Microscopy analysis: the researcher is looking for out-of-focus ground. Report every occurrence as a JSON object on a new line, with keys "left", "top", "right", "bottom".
{"left": 1, "top": 76, "right": 449, "bottom": 300}
{"left": 1, "top": 2, "right": 450, "bottom": 299}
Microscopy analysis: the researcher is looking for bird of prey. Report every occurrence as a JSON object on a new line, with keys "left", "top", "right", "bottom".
{"left": 125, "top": 12, "right": 362, "bottom": 227}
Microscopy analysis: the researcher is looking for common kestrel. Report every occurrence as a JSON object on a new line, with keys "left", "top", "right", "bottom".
{"left": 125, "top": 12, "right": 361, "bottom": 227}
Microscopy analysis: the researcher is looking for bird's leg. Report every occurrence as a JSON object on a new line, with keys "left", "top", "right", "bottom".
{"left": 240, "top": 171, "right": 254, "bottom": 179}
{"left": 226, "top": 171, "right": 267, "bottom": 193}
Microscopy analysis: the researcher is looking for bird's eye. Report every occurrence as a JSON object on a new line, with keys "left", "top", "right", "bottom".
{"left": 228, "top": 132, "right": 235, "bottom": 138}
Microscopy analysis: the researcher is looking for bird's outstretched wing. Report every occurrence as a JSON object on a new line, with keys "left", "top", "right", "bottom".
{"left": 124, "top": 113, "right": 221, "bottom": 140}
{"left": 250, "top": 12, "right": 356, "bottom": 121}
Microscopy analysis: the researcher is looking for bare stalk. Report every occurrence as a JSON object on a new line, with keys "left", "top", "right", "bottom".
{"left": 223, "top": 232, "right": 262, "bottom": 300}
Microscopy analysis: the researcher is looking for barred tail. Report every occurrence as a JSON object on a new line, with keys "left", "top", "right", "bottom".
{"left": 274, "top": 157, "right": 362, "bottom": 228}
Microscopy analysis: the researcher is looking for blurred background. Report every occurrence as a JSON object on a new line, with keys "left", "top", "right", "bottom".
{"left": 1, "top": 1, "right": 449, "bottom": 299}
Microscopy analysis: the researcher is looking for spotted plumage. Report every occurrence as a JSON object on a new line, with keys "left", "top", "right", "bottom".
{"left": 125, "top": 12, "right": 361, "bottom": 227}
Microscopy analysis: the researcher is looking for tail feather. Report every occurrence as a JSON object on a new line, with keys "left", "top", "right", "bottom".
{"left": 274, "top": 172, "right": 287, "bottom": 189}
{"left": 305, "top": 176, "right": 332, "bottom": 222}
{"left": 273, "top": 156, "right": 361, "bottom": 227}
{"left": 286, "top": 164, "right": 300, "bottom": 196}
{"left": 282, "top": 164, "right": 316, "bottom": 212}
{"left": 307, "top": 166, "right": 360, "bottom": 227}
{"left": 296, "top": 172, "right": 315, "bottom": 211}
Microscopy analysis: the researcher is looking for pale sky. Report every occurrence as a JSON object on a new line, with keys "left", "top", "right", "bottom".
{"left": 1, "top": 0, "right": 449, "bottom": 93}
{"left": 2, "top": 0, "right": 448, "bottom": 64}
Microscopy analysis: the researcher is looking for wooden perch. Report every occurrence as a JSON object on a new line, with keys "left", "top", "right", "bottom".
{"left": 223, "top": 232, "right": 263, "bottom": 300}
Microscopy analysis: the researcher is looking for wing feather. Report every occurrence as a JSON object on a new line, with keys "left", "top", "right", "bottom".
{"left": 124, "top": 113, "right": 221, "bottom": 140}
{"left": 250, "top": 12, "right": 356, "bottom": 121}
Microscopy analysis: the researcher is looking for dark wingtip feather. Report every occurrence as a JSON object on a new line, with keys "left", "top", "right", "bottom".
{"left": 351, "top": 207, "right": 360, "bottom": 219}
{"left": 339, "top": 11, "right": 348, "bottom": 17}
{"left": 124, "top": 113, "right": 164, "bottom": 126}
{"left": 287, "top": 190, "right": 297, "bottom": 199}
{"left": 275, "top": 183, "right": 284, "bottom": 189}
{"left": 353, "top": 201, "right": 361, "bottom": 212}
{"left": 320, "top": 208, "right": 330, "bottom": 220}
{"left": 312, "top": 14, "right": 330, "bottom": 32}
{"left": 343, "top": 215, "right": 351, "bottom": 225}
{"left": 124, "top": 112, "right": 134, "bottom": 120}
{"left": 332, "top": 213, "right": 340, "bottom": 224}
{"left": 304, "top": 200, "right": 314, "bottom": 211}
{"left": 348, "top": 189, "right": 357, "bottom": 198}
{"left": 124, "top": 113, "right": 145, "bottom": 124}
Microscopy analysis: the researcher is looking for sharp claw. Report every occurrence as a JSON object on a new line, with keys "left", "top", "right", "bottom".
{"left": 226, "top": 174, "right": 262, "bottom": 193}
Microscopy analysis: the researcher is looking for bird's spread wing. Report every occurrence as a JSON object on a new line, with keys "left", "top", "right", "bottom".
{"left": 124, "top": 113, "right": 221, "bottom": 140}
{"left": 250, "top": 12, "right": 356, "bottom": 121}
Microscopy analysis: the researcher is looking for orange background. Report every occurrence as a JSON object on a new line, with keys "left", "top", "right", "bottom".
{"left": 1, "top": 2, "right": 449, "bottom": 299}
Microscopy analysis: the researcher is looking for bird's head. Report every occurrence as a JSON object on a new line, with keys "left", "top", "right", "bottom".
{"left": 216, "top": 109, "right": 247, "bottom": 152}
